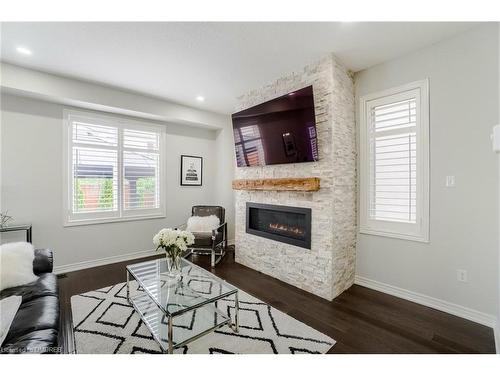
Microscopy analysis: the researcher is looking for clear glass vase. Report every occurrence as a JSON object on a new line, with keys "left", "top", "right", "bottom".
{"left": 165, "top": 252, "right": 182, "bottom": 281}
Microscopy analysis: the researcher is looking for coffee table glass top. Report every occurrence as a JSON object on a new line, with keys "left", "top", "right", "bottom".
{"left": 126, "top": 258, "right": 238, "bottom": 317}
{"left": 0, "top": 223, "right": 32, "bottom": 231}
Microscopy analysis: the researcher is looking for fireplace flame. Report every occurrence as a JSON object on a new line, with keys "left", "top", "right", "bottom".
{"left": 269, "top": 222, "right": 305, "bottom": 236}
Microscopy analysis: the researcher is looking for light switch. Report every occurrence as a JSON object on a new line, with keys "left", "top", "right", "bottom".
{"left": 492, "top": 124, "right": 500, "bottom": 153}
{"left": 446, "top": 176, "right": 455, "bottom": 187}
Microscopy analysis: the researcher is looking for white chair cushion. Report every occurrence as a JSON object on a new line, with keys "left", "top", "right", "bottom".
{"left": 186, "top": 215, "right": 220, "bottom": 233}
{"left": 0, "top": 242, "right": 38, "bottom": 291}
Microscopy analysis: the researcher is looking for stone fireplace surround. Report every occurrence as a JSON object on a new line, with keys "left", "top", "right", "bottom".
{"left": 234, "top": 54, "right": 357, "bottom": 301}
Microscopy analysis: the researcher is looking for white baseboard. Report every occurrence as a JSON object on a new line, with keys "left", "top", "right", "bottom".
{"left": 354, "top": 275, "right": 497, "bottom": 328}
{"left": 54, "top": 249, "right": 158, "bottom": 274}
{"left": 227, "top": 238, "right": 235, "bottom": 246}
{"left": 54, "top": 240, "right": 236, "bottom": 275}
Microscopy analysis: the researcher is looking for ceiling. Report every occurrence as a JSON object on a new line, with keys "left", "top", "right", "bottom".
{"left": 1, "top": 22, "right": 478, "bottom": 114}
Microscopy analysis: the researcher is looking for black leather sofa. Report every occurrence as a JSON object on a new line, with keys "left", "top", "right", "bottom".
{"left": 0, "top": 249, "right": 60, "bottom": 354}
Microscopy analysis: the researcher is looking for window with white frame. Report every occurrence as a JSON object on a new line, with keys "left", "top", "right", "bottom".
{"left": 63, "top": 110, "right": 166, "bottom": 225}
{"left": 359, "top": 80, "right": 429, "bottom": 242}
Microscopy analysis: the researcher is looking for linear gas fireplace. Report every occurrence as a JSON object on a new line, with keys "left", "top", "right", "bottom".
{"left": 246, "top": 202, "right": 311, "bottom": 249}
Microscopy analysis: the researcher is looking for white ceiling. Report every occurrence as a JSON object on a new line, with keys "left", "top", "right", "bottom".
{"left": 1, "top": 22, "right": 478, "bottom": 114}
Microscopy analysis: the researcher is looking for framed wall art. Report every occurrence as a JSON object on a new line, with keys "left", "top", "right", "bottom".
{"left": 180, "top": 155, "right": 203, "bottom": 186}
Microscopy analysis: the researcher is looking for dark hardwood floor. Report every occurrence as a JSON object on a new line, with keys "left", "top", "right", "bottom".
{"left": 58, "top": 248, "right": 496, "bottom": 354}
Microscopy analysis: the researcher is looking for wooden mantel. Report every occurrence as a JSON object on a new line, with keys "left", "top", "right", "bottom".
{"left": 232, "top": 177, "right": 320, "bottom": 192}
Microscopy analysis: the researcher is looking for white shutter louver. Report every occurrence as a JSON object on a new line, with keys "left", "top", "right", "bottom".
{"left": 123, "top": 129, "right": 160, "bottom": 211}
{"left": 73, "top": 147, "right": 118, "bottom": 213}
{"left": 72, "top": 123, "right": 118, "bottom": 215}
{"left": 369, "top": 98, "right": 417, "bottom": 223}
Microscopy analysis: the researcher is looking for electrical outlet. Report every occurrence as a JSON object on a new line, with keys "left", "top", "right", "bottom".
{"left": 446, "top": 176, "right": 455, "bottom": 187}
{"left": 457, "top": 269, "right": 468, "bottom": 282}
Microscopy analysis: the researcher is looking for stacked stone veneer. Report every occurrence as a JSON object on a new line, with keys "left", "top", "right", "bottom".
{"left": 234, "top": 54, "right": 356, "bottom": 300}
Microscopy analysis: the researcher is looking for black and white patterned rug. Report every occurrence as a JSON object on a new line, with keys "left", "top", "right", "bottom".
{"left": 71, "top": 281, "right": 335, "bottom": 354}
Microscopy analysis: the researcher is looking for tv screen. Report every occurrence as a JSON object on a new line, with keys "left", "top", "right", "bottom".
{"left": 231, "top": 85, "right": 318, "bottom": 167}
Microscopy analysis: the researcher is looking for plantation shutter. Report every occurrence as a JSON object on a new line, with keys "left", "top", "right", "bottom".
{"left": 71, "top": 122, "right": 119, "bottom": 217}
{"left": 360, "top": 80, "right": 429, "bottom": 242}
{"left": 368, "top": 98, "right": 417, "bottom": 223}
{"left": 123, "top": 129, "right": 161, "bottom": 211}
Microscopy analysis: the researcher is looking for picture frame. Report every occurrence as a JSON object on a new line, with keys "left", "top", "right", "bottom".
{"left": 180, "top": 155, "right": 203, "bottom": 186}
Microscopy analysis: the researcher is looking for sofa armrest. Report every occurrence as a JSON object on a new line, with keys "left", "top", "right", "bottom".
{"left": 33, "top": 249, "right": 54, "bottom": 275}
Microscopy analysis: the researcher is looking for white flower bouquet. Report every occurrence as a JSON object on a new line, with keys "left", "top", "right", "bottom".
{"left": 153, "top": 228, "right": 195, "bottom": 277}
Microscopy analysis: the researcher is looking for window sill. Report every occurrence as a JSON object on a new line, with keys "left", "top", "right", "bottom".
{"left": 64, "top": 214, "right": 166, "bottom": 227}
{"left": 359, "top": 227, "right": 429, "bottom": 243}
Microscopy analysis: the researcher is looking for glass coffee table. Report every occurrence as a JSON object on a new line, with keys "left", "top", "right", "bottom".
{"left": 126, "top": 258, "right": 239, "bottom": 353}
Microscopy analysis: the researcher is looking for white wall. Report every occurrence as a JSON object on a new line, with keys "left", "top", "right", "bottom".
{"left": 497, "top": 155, "right": 500, "bottom": 350}
{"left": 0, "top": 93, "right": 234, "bottom": 269}
{"left": 214, "top": 122, "right": 236, "bottom": 241}
{"left": 355, "top": 24, "right": 499, "bottom": 319}
{"left": 497, "top": 23, "right": 500, "bottom": 352}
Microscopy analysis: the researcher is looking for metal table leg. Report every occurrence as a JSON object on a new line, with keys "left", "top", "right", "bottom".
{"left": 126, "top": 270, "right": 130, "bottom": 302}
{"left": 233, "top": 292, "right": 239, "bottom": 333}
{"left": 168, "top": 316, "right": 174, "bottom": 354}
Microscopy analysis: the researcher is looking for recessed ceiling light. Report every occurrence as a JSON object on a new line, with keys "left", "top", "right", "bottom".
{"left": 196, "top": 96, "right": 205, "bottom": 102}
{"left": 16, "top": 46, "right": 32, "bottom": 55}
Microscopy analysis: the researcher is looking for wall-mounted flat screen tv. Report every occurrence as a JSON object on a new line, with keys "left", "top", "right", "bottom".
{"left": 231, "top": 85, "right": 318, "bottom": 167}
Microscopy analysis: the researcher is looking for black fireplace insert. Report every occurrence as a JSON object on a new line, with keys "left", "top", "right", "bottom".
{"left": 246, "top": 202, "right": 311, "bottom": 249}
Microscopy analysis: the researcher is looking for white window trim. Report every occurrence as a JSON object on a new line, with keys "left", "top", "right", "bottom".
{"left": 359, "top": 79, "right": 430, "bottom": 242}
{"left": 62, "top": 109, "right": 167, "bottom": 227}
